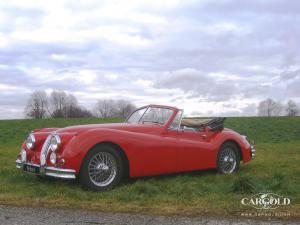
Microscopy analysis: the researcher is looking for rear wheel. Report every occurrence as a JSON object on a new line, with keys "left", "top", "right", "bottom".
{"left": 79, "top": 145, "right": 124, "bottom": 191}
{"left": 217, "top": 142, "right": 240, "bottom": 174}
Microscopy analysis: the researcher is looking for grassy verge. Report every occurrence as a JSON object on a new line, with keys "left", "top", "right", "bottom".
{"left": 0, "top": 117, "right": 299, "bottom": 219}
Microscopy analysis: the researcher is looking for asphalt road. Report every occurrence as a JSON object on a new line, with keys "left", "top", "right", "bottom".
{"left": 0, "top": 205, "right": 298, "bottom": 225}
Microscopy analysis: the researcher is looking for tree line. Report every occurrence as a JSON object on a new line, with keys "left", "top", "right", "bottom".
{"left": 24, "top": 90, "right": 137, "bottom": 119}
{"left": 25, "top": 91, "right": 298, "bottom": 119}
{"left": 257, "top": 98, "right": 299, "bottom": 116}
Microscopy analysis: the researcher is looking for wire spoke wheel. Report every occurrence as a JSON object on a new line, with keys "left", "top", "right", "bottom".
{"left": 219, "top": 147, "right": 237, "bottom": 173}
{"left": 88, "top": 152, "right": 117, "bottom": 187}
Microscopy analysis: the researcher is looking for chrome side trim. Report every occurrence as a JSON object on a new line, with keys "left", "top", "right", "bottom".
{"left": 45, "top": 167, "right": 76, "bottom": 179}
{"left": 16, "top": 159, "right": 40, "bottom": 168}
{"left": 16, "top": 159, "right": 76, "bottom": 179}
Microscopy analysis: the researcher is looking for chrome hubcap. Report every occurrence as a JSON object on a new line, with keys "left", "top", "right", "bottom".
{"left": 88, "top": 152, "right": 117, "bottom": 187}
{"left": 219, "top": 148, "right": 236, "bottom": 173}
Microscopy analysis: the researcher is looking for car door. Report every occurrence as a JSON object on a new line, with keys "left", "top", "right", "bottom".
{"left": 129, "top": 108, "right": 179, "bottom": 177}
{"left": 121, "top": 124, "right": 179, "bottom": 177}
{"left": 177, "top": 128, "right": 215, "bottom": 172}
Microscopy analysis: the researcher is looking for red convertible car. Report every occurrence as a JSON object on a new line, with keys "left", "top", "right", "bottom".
{"left": 16, "top": 105, "right": 256, "bottom": 191}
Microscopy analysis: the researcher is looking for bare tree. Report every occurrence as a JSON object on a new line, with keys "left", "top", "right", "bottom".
{"left": 113, "top": 100, "right": 137, "bottom": 118}
{"left": 66, "top": 94, "right": 93, "bottom": 118}
{"left": 25, "top": 90, "right": 93, "bottom": 118}
{"left": 286, "top": 100, "right": 299, "bottom": 116}
{"left": 65, "top": 94, "right": 78, "bottom": 117}
{"left": 94, "top": 99, "right": 137, "bottom": 118}
{"left": 49, "top": 90, "right": 68, "bottom": 118}
{"left": 94, "top": 99, "right": 116, "bottom": 118}
{"left": 24, "top": 90, "right": 48, "bottom": 119}
{"left": 68, "top": 105, "right": 93, "bottom": 118}
{"left": 257, "top": 98, "right": 282, "bottom": 116}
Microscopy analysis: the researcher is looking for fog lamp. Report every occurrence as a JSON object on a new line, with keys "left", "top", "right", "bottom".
{"left": 50, "top": 152, "right": 57, "bottom": 165}
{"left": 21, "top": 149, "right": 27, "bottom": 163}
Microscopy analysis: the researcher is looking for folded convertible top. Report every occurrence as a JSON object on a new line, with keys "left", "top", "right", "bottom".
{"left": 181, "top": 117, "right": 226, "bottom": 132}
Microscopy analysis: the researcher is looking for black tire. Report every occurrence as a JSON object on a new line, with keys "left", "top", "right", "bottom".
{"left": 79, "top": 144, "right": 124, "bottom": 191}
{"left": 217, "top": 142, "right": 240, "bottom": 174}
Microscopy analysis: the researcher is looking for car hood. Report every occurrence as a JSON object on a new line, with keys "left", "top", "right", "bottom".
{"left": 54, "top": 123, "right": 160, "bottom": 134}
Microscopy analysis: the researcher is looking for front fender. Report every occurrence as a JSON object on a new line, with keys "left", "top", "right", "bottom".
{"left": 61, "top": 128, "right": 134, "bottom": 174}
{"left": 212, "top": 129, "right": 252, "bottom": 163}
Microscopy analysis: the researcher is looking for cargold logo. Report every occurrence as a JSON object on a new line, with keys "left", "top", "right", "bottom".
{"left": 241, "top": 193, "right": 290, "bottom": 210}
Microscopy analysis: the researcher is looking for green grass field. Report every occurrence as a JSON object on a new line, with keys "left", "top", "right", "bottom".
{"left": 0, "top": 117, "right": 299, "bottom": 219}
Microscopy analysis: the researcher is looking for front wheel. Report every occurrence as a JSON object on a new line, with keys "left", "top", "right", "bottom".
{"left": 79, "top": 145, "right": 124, "bottom": 191}
{"left": 217, "top": 142, "right": 240, "bottom": 174}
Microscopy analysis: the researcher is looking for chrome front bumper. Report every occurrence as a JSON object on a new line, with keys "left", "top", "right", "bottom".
{"left": 251, "top": 145, "right": 256, "bottom": 159}
{"left": 16, "top": 159, "right": 76, "bottom": 179}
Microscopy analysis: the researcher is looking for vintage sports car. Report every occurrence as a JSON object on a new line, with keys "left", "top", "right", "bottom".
{"left": 16, "top": 105, "right": 256, "bottom": 191}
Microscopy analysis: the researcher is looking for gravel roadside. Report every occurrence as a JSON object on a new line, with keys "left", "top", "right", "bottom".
{"left": 0, "top": 205, "right": 298, "bottom": 225}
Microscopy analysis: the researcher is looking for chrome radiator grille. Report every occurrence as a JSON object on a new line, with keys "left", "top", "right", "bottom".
{"left": 40, "top": 135, "right": 52, "bottom": 166}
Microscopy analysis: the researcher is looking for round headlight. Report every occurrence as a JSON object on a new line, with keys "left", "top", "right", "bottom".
{"left": 26, "top": 133, "right": 36, "bottom": 150}
{"left": 50, "top": 134, "right": 61, "bottom": 152}
{"left": 50, "top": 152, "right": 57, "bottom": 165}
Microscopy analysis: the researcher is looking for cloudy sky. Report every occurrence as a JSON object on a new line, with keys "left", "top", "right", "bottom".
{"left": 0, "top": 0, "right": 299, "bottom": 119}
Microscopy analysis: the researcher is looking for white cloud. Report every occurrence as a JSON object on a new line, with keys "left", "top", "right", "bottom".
{"left": 77, "top": 70, "right": 97, "bottom": 85}
{"left": 105, "top": 74, "right": 118, "bottom": 81}
{"left": 0, "top": 32, "right": 9, "bottom": 48}
{"left": 51, "top": 54, "right": 67, "bottom": 61}
{"left": 0, "top": 0, "right": 299, "bottom": 118}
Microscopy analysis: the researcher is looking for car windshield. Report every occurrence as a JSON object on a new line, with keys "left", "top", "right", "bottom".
{"left": 127, "top": 106, "right": 173, "bottom": 125}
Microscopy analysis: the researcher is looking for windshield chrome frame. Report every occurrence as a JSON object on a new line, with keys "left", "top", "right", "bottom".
{"left": 125, "top": 105, "right": 175, "bottom": 126}
{"left": 137, "top": 106, "right": 150, "bottom": 124}
{"left": 125, "top": 106, "right": 149, "bottom": 124}
{"left": 168, "top": 109, "right": 184, "bottom": 131}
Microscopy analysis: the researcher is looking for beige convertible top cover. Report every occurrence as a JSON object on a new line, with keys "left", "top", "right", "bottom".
{"left": 181, "top": 118, "right": 212, "bottom": 128}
